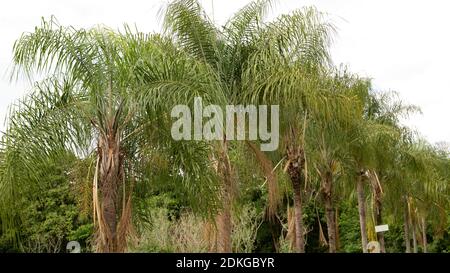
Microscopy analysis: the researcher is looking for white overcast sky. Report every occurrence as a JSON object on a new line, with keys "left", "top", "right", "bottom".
{"left": 1, "top": 0, "right": 449, "bottom": 144}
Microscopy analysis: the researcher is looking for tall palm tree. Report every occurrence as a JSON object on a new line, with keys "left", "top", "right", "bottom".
{"left": 346, "top": 90, "right": 417, "bottom": 253}
{"left": 0, "top": 18, "right": 222, "bottom": 252}
{"left": 345, "top": 87, "right": 395, "bottom": 253}
{"left": 392, "top": 140, "right": 449, "bottom": 253}
{"left": 363, "top": 92, "right": 419, "bottom": 253}
{"left": 240, "top": 8, "right": 338, "bottom": 252}
{"left": 306, "top": 71, "right": 367, "bottom": 253}
{"left": 161, "top": 0, "right": 298, "bottom": 252}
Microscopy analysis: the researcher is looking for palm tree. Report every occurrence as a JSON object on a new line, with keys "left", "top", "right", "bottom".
{"left": 346, "top": 90, "right": 417, "bottom": 253}
{"left": 0, "top": 18, "right": 222, "bottom": 252}
{"left": 395, "top": 140, "right": 449, "bottom": 253}
{"left": 161, "top": 0, "right": 318, "bottom": 252}
{"left": 364, "top": 93, "right": 419, "bottom": 253}
{"left": 239, "top": 8, "right": 339, "bottom": 252}
{"left": 346, "top": 91, "right": 392, "bottom": 253}
{"left": 306, "top": 71, "right": 367, "bottom": 253}
{"left": 161, "top": 0, "right": 253, "bottom": 252}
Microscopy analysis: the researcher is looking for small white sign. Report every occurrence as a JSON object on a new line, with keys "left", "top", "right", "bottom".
{"left": 375, "top": 224, "right": 389, "bottom": 233}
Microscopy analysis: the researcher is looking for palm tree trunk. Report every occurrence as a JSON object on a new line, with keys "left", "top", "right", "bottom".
{"left": 403, "top": 202, "right": 411, "bottom": 253}
{"left": 98, "top": 132, "right": 122, "bottom": 252}
{"left": 335, "top": 207, "right": 340, "bottom": 251}
{"left": 409, "top": 208, "right": 418, "bottom": 253}
{"left": 412, "top": 222, "right": 418, "bottom": 253}
{"left": 216, "top": 202, "right": 232, "bottom": 253}
{"left": 370, "top": 171, "right": 385, "bottom": 253}
{"left": 356, "top": 173, "right": 368, "bottom": 253}
{"left": 287, "top": 146, "right": 306, "bottom": 253}
{"left": 292, "top": 182, "right": 304, "bottom": 253}
{"left": 374, "top": 199, "right": 386, "bottom": 253}
{"left": 421, "top": 217, "right": 427, "bottom": 253}
{"left": 322, "top": 171, "right": 337, "bottom": 253}
{"left": 216, "top": 140, "right": 233, "bottom": 253}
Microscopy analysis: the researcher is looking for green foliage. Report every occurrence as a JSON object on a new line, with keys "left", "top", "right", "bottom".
{"left": 428, "top": 214, "right": 450, "bottom": 253}
{"left": 0, "top": 0, "right": 449, "bottom": 253}
{"left": 0, "top": 152, "right": 93, "bottom": 252}
{"left": 231, "top": 205, "right": 261, "bottom": 253}
{"left": 383, "top": 224, "right": 404, "bottom": 253}
{"left": 338, "top": 202, "right": 363, "bottom": 253}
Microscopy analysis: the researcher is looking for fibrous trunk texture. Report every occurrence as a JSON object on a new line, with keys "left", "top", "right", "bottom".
{"left": 216, "top": 140, "right": 233, "bottom": 253}
{"left": 403, "top": 200, "right": 411, "bottom": 253}
{"left": 374, "top": 198, "right": 385, "bottom": 253}
{"left": 356, "top": 173, "right": 368, "bottom": 253}
{"left": 286, "top": 144, "right": 306, "bottom": 253}
{"left": 421, "top": 217, "right": 427, "bottom": 253}
{"left": 97, "top": 131, "right": 123, "bottom": 252}
{"left": 322, "top": 171, "right": 336, "bottom": 253}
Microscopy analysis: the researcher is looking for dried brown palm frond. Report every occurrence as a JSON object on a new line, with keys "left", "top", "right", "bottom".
{"left": 246, "top": 140, "right": 280, "bottom": 219}
{"left": 285, "top": 206, "right": 296, "bottom": 250}
{"left": 317, "top": 209, "right": 328, "bottom": 247}
{"left": 92, "top": 157, "right": 112, "bottom": 252}
{"left": 369, "top": 170, "right": 383, "bottom": 195}
{"left": 116, "top": 177, "right": 136, "bottom": 253}
{"left": 202, "top": 218, "right": 218, "bottom": 252}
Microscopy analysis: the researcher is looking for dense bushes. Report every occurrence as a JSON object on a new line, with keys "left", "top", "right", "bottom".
{"left": 0, "top": 154, "right": 93, "bottom": 252}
